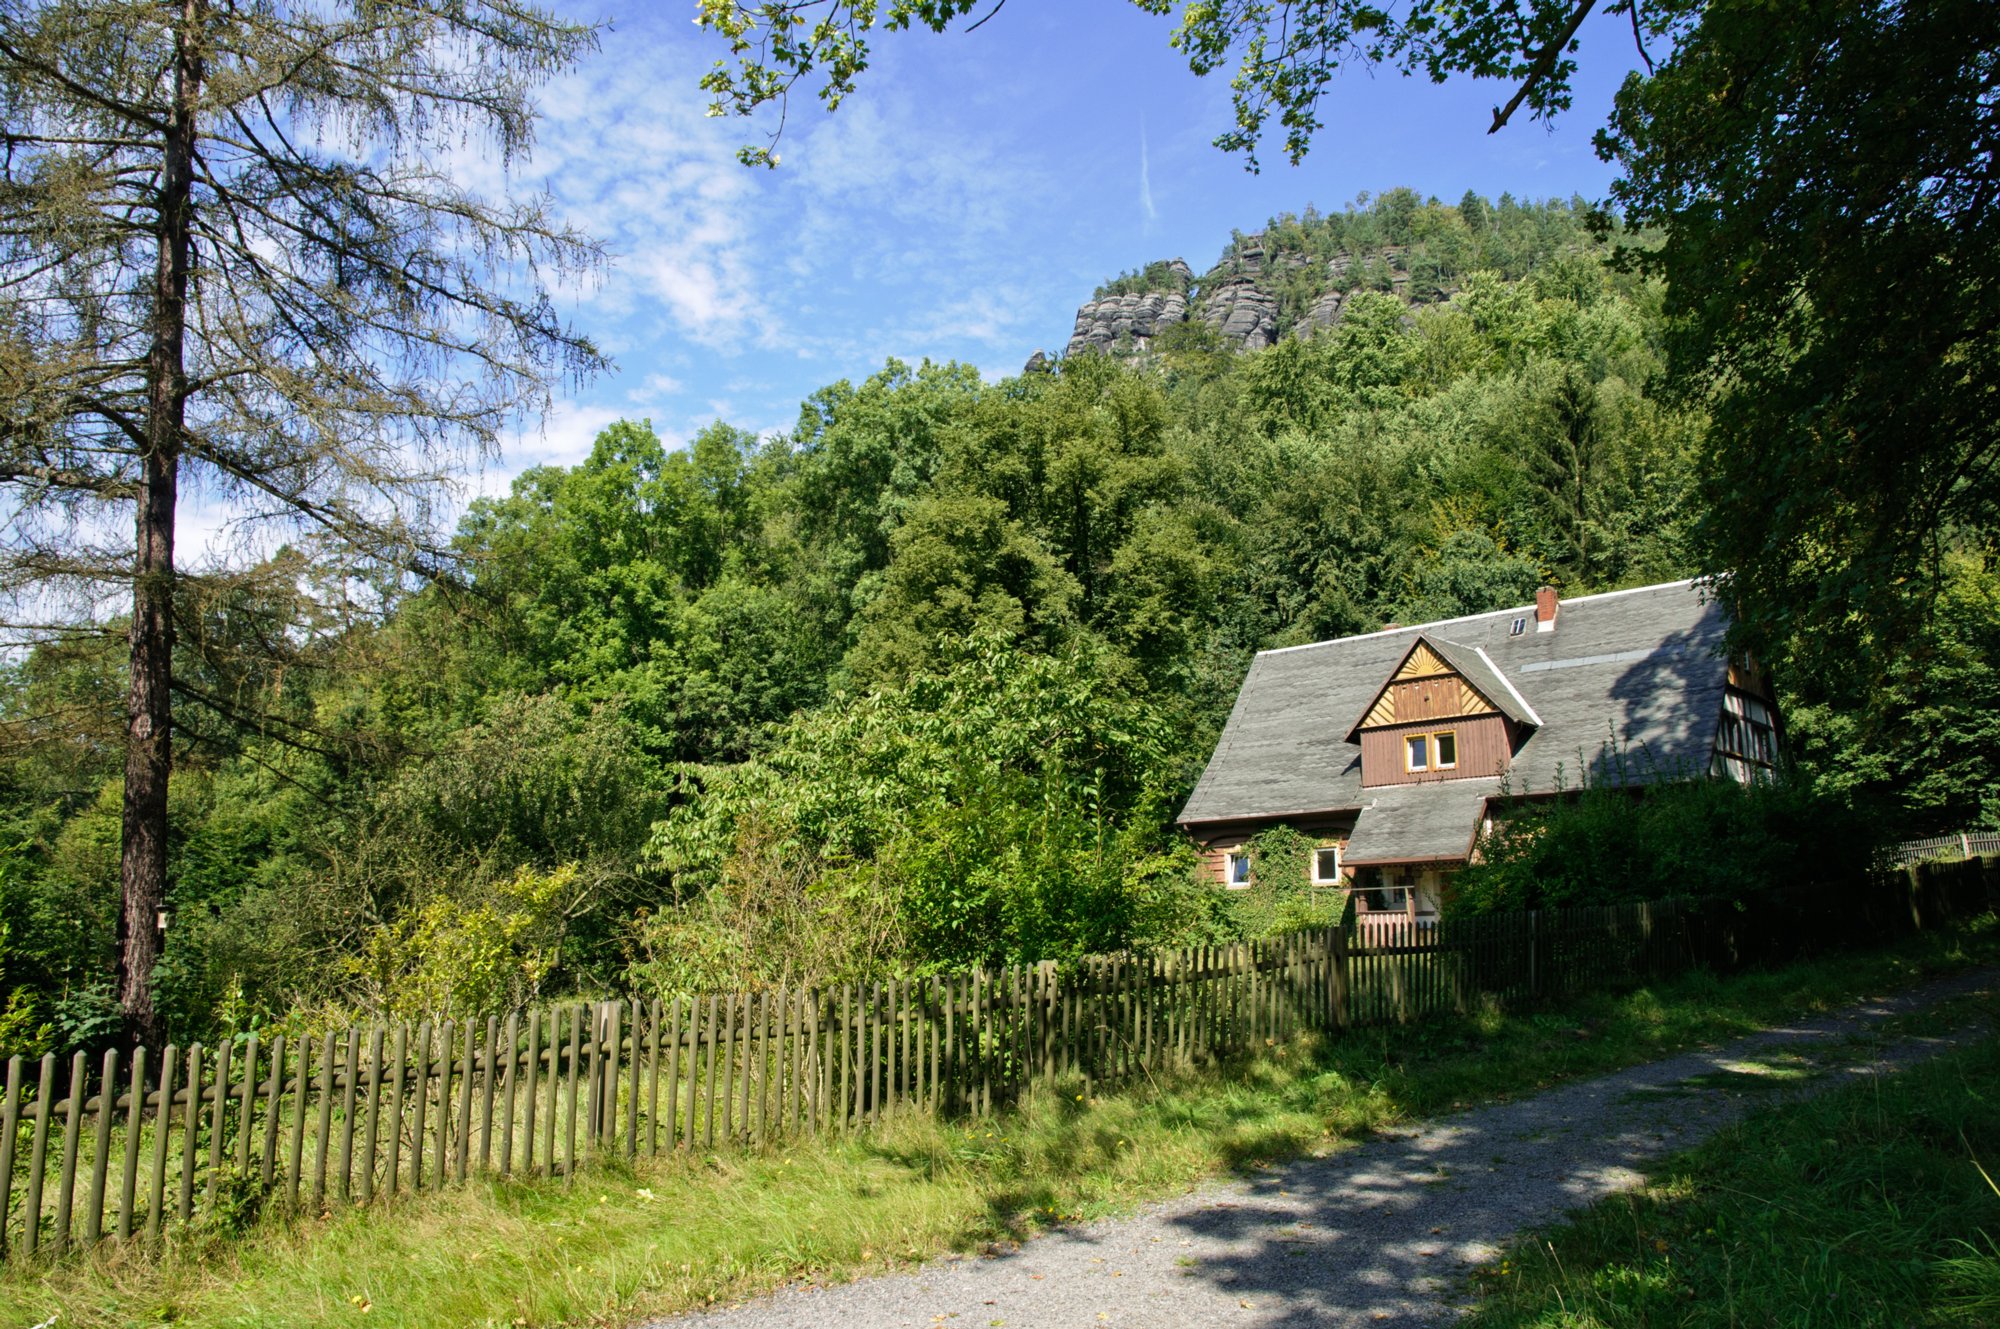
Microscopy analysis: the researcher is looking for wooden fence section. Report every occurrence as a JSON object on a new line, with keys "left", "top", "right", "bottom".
{"left": 3, "top": 860, "right": 1994, "bottom": 1263}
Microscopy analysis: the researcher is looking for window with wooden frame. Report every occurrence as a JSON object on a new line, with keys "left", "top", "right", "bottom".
{"left": 1223, "top": 850, "right": 1252, "bottom": 889}
{"left": 1311, "top": 845, "right": 1342, "bottom": 884}
{"left": 1404, "top": 729, "right": 1459, "bottom": 773}
{"left": 1713, "top": 691, "right": 1779, "bottom": 781}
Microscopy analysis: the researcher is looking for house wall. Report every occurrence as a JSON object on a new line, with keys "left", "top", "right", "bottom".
{"left": 1360, "top": 713, "right": 1511, "bottom": 787}
{"left": 1191, "top": 815, "right": 1357, "bottom": 886}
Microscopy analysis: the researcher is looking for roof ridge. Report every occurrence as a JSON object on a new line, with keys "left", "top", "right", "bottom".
{"left": 1254, "top": 577, "right": 1708, "bottom": 658}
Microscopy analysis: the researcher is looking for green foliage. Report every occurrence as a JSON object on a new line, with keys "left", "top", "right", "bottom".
{"left": 0, "top": 189, "right": 1982, "bottom": 1046}
{"left": 1603, "top": 0, "right": 2000, "bottom": 692}
{"left": 1094, "top": 259, "right": 1191, "bottom": 299}
{"left": 647, "top": 636, "right": 1202, "bottom": 980}
{"left": 1216, "top": 825, "right": 1347, "bottom": 937}
{"left": 1451, "top": 778, "right": 1881, "bottom": 916}
{"left": 354, "top": 864, "right": 579, "bottom": 1024}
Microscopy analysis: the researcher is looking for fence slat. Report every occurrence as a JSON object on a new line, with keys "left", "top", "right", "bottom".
{"left": 700, "top": 996, "right": 716, "bottom": 1152}
{"left": 436, "top": 1019, "right": 457, "bottom": 1189}
{"left": 237, "top": 1034, "right": 260, "bottom": 1178}
{"left": 455, "top": 1019, "right": 475, "bottom": 1182}
{"left": 338, "top": 1029, "right": 360, "bottom": 1201}
{"left": 0, "top": 1056, "right": 17, "bottom": 1259}
{"left": 387, "top": 1026, "right": 408, "bottom": 1196}
{"left": 645, "top": 999, "right": 661, "bottom": 1156}
{"left": 311, "top": 1032, "right": 335, "bottom": 1208}
{"left": 18, "top": 1055, "right": 52, "bottom": 1255}
{"left": 501, "top": 1013, "right": 520, "bottom": 1175}
{"left": 481, "top": 1016, "right": 500, "bottom": 1172}
{"left": 359, "top": 1027, "right": 384, "bottom": 1206}
{"left": 260, "top": 1035, "right": 285, "bottom": 1187}
{"left": 204, "top": 1037, "right": 232, "bottom": 1214}
{"left": 145, "top": 1046, "right": 176, "bottom": 1243}
{"left": 176, "top": 1045, "right": 203, "bottom": 1225}
{"left": 563, "top": 1006, "right": 581, "bottom": 1179}
{"left": 410, "top": 1023, "right": 432, "bottom": 1194}
{"left": 116, "top": 1046, "right": 146, "bottom": 1242}
{"left": 522, "top": 1012, "right": 540, "bottom": 1174}
{"left": 663, "top": 998, "right": 684, "bottom": 1152}
{"left": 53, "top": 1050, "right": 86, "bottom": 1252}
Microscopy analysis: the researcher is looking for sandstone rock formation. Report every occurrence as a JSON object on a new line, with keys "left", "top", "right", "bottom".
{"left": 1054, "top": 230, "right": 1467, "bottom": 365}
{"left": 1064, "top": 259, "right": 1195, "bottom": 357}
{"left": 1196, "top": 275, "right": 1278, "bottom": 351}
{"left": 1066, "top": 287, "right": 1188, "bottom": 357}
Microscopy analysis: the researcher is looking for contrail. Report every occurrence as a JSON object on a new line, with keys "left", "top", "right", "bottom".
{"left": 1139, "top": 122, "right": 1157, "bottom": 223}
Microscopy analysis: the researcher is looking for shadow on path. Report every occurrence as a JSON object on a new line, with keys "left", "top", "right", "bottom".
{"left": 647, "top": 968, "right": 1995, "bottom": 1329}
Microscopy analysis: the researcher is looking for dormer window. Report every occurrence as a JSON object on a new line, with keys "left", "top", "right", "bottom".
{"left": 1347, "top": 634, "right": 1536, "bottom": 787}
{"left": 1403, "top": 730, "right": 1458, "bottom": 773}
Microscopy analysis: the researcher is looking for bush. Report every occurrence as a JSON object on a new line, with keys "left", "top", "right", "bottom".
{"left": 1450, "top": 777, "right": 1881, "bottom": 915}
{"left": 644, "top": 636, "right": 1198, "bottom": 982}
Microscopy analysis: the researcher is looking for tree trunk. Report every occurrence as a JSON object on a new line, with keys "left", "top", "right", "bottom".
{"left": 119, "top": 2, "right": 203, "bottom": 1046}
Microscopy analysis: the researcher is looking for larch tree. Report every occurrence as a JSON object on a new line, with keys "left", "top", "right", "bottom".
{"left": 0, "top": 0, "right": 605, "bottom": 1042}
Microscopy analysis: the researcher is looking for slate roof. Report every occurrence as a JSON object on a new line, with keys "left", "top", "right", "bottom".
{"left": 1340, "top": 778, "right": 1502, "bottom": 866}
{"left": 1178, "top": 579, "right": 1732, "bottom": 834}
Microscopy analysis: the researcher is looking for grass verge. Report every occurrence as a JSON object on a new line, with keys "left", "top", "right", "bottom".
{"left": 1462, "top": 1030, "right": 2000, "bottom": 1328}
{"left": 9, "top": 917, "right": 1996, "bottom": 1329}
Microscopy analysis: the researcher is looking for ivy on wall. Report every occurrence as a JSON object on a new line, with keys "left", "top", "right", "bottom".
{"left": 1222, "top": 824, "right": 1351, "bottom": 935}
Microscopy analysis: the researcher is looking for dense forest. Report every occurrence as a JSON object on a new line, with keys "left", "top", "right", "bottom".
{"left": 2, "top": 192, "right": 1995, "bottom": 1055}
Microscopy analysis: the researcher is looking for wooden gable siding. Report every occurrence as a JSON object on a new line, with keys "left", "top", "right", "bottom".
{"left": 1361, "top": 713, "right": 1511, "bottom": 787}
{"left": 1362, "top": 671, "right": 1498, "bottom": 729}
{"left": 1396, "top": 642, "right": 1451, "bottom": 679}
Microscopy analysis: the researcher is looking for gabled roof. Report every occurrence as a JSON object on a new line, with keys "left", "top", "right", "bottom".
{"left": 1178, "top": 578, "right": 1731, "bottom": 828}
{"left": 1338, "top": 633, "right": 1541, "bottom": 743}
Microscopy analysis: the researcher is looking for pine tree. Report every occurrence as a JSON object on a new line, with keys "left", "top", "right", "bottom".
{"left": 0, "top": 0, "right": 605, "bottom": 1041}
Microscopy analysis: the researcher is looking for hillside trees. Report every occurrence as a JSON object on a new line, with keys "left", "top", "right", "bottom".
{"left": 0, "top": 0, "right": 604, "bottom": 1039}
{"left": 0, "top": 193, "right": 1773, "bottom": 1047}
{"left": 1601, "top": 0, "right": 2000, "bottom": 675}
{"left": 695, "top": 4, "right": 2000, "bottom": 801}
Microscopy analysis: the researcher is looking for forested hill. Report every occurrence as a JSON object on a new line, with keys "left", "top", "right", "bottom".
{"left": 1, "top": 190, "right": 1991, "bottom": 1053}
{"left": 1062, "top": 189, "right": 1603, "bottom": 358}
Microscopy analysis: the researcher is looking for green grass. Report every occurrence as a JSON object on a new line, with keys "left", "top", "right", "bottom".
{"left": 1462, "top": 1030, "right": 2000, "bottom": 1328}
{"left": 8, "top": 918, "right": 1995, "bottom": 1329}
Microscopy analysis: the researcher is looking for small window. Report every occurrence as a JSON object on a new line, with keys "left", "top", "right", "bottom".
{"left": 1434, "top": 730, "right": 1457, "bottom": 769}
{"left": 1312, "top": 846, "right": 1341, "bottom": 883}
{"left": 1224, "top": 851, "right": 1252, "bottom": 889}
{"left": 1510, "top": 616, "right": 1527, "bottom": 636}
{"left": 1405, "top": 734, "right": 1429, "bottom": 771}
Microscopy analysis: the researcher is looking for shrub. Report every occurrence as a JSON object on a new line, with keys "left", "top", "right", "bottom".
{"left": 1450, "top": 776, "right": 1881, "bottom": 915}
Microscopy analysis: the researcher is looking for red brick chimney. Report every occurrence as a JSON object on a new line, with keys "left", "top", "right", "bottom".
{"left": 1535, "top": 585, "right": 1559, "bottom": 632}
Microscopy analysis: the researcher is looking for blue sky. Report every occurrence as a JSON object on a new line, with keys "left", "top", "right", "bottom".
{"left": 492, "top": 0, "right": 1648, "bottom": 488}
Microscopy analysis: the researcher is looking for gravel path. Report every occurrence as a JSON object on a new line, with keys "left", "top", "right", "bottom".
{"left": 646, "top": 967, "right": 1997, "bottom": 1329}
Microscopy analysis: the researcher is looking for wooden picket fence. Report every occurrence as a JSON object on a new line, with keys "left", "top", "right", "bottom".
{"left": 3, "top": 860, "right": 1994, "bottom": 1265}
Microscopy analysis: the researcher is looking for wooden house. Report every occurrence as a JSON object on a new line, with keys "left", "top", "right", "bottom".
{"left": 1177, "top": 580, "right": 1782, "bottom": 931}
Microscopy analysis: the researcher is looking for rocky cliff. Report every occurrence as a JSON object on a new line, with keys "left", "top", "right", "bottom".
{"left": 1056, "top": 214, "right": 1453, "bottom": 365}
